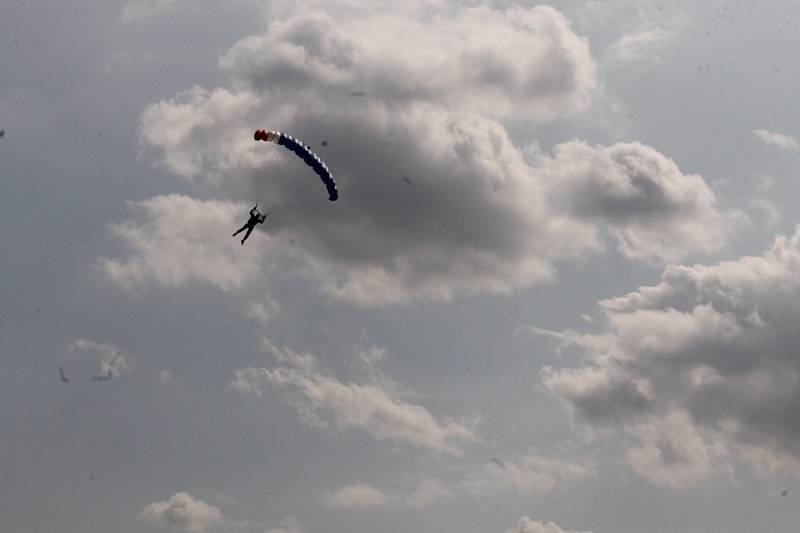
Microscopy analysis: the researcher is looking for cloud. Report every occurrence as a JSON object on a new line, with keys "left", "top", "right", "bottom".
{"left": 462, "top": 454, "right": 589, "bottom": 496}
{"left": 66, "top": 339, "right": 134, "bottom": 377}
{"left": 246, "top": 296, "right": 282, "bottom": 325}
{"left": 403, "top": 477, "right": 453, "bottom": 508}
{"left": 131, "top": 3, "right": 732, "bottom": 304}
{"left": 753, "top": 129, "right": 800, "bottom": 151}
{"left": 749, "top": 197, "right": 781, "bottom": 228}
{"left": 325, "top": 454, "right": 586, "bottom": 510}
{"left": 505, "top": 516, "right": 592, "bottom": 533}
{"left": 608, "top": 28, "right": 673, "bottom": 63}
{"left": 231, "top": 345, "right": 477, "bottom": 455}
{"left": 324, "top": 478, "right": 452, "bottom": 509}
{"left": 135, "top": 5, "right": 598, "bottom": 305}
{"left": 101, "top": 195, "right": 268, "bottom": 291}
{"left": 543, "top": 227, "right": 800, "bottom": 486}
{"left": 266, "top": 516, "right": 304, "bottom": 533}
{"left": 139, "top": 492, "right": 223, "bottom": 532}
{"left": 539, "top": 140, "right": 743, "bottom": 263}
{"left": 220, "top": 6, "right": 597, "bottom": 121}
{"left": 324, "top": 483, "right": 388, "bottom": 509}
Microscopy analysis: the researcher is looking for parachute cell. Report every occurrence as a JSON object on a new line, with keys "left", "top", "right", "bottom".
{"left": 254, "top": 129, "right": 338, "bottom": 201}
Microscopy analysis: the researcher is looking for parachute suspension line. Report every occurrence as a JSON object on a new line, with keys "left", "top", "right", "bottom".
{"left": 251, "top": 136, "right": 300, "bottom": 219}
{"left": 254, "top": 140, "right": 282, "bottom": 207}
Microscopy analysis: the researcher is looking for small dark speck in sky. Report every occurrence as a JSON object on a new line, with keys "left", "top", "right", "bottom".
{"left": 782, "top": 490, "right": 789, "bottom": 496}
{"left": 489, "top": 457, "right": 505, "bottom": 468}
{"left": 349, "top": 90, "right": 366, "bottom": 97}
{"left": 0, "top": 129, "right": 5, "bottom": 138}
{"left": 401, "top": 175, "right": 412, "bottom": 186}
{"left": 321, "top": 140, "right": 328, "bottom": 146}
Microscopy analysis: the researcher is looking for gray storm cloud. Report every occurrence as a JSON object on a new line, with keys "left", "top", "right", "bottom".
{"left": 118, "top": 3, "right": 737, "bottom": 304}
{"left": 543, "top": 227, "right": 800, "bottom": 487}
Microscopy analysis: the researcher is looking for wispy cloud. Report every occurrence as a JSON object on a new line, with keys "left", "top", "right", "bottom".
{"left": 325, "top": 454, "right": 588, "bottom": 510}
{"left": 608, "top": 28, "right": 673, "bottom": 63}
{"left": 231, "top": 345, "right": 477, "bottom": 456}
{"left": 266, "top": 516, "right": 305, "bottom": 533}
{"left": 324, "top": 478, "right": 453, "bottom": 510}
{"left": 753, "top": 129, "right": 800, "bottom": 151}
{"left": 66, "top": 339, "right": 134, "bottom": 378}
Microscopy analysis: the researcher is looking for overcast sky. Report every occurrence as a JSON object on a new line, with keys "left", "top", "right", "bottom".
{"left": 3, "top": 1, "right": 800, "bottom": 532}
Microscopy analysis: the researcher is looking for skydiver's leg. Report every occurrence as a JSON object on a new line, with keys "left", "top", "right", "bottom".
{"left": 241, "top": 225, "right": 255, "bottom": 244}
{"left": 233, "top": 223, "right": 249, "bottom": 237}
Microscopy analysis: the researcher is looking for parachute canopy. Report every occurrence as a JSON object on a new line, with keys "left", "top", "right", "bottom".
{"left": 254, "top": 129, "right": 338, "bottom": 201}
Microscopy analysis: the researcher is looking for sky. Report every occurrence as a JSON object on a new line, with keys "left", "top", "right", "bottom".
{"left": 3, "top": 0, "right": 800, "bottom": 532}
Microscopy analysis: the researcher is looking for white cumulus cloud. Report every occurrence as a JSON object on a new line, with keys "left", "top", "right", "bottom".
{"left": 139, "top": 492, "right": 223, "bottom": 532}
{"left": 101, "top": 195, "right": 268, "bottom": 291}
{"left": 127, "top": 2, "right": 733, "bottom": 304}
{"left": 543, "top": 227, "right": 800, "bottom": 487}
{"left": 539, "top": 140, "right": 742, "bottom": 263}
{"left": 324, "top": 483, "right": 389, "bottom": 509}
{"left": 505, "top": 516, "right": 592, "bottom": 533}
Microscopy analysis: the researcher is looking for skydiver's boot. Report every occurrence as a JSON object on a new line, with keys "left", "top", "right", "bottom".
{"left": 233, "top": 223, "right": 248, "bottom": 237}
{"left": 241, "top": 225, "right": 255, "bottom": 245}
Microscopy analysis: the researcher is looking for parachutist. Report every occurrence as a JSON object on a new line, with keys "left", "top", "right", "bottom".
{"left": 233, "top": 205, "right": 268, "bottom": 245}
